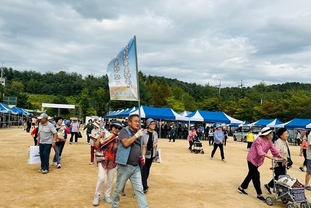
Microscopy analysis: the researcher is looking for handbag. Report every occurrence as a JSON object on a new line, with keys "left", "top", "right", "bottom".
{"left": 286, "top": 142, "right": 293, "bottom": 167}
{"left": 145, "top": 150, "right": 152, "bottom": 159}
{"left": 95, "top": 150, "right": 105, "bottom": 162}
{"left": 77, "top": 131, "right": 82, "bottom": 138}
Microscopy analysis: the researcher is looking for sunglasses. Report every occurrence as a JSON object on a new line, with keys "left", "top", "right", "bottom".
{"left": 113, "top": 126, "right": 122, "bottom": 130}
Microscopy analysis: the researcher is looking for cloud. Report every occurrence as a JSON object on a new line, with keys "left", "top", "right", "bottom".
{"left": 0, "top": 0, "right": 310, "bottom": 88}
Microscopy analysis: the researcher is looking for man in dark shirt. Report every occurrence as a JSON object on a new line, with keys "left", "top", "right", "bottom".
{"left": 111, "top": 114, "right": 148, "bottom": 208}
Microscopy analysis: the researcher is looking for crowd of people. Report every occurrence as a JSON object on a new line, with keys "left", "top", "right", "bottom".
{"left": 28, "top": 113, "right": 157, "bottom": 208}
{"left": 24, "top": 111, "right": 311, "bottom": 207}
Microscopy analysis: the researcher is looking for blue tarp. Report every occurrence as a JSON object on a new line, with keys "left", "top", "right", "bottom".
{"left": 275, "top": 118, "right": 311, "bottom": 129}
{"left": 0, "top": 103, "right": 15, "bottom": 114}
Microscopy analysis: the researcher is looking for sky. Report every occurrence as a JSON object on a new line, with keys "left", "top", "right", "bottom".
{"left": 0, "top": 0, "right": 311, "bottom": 88}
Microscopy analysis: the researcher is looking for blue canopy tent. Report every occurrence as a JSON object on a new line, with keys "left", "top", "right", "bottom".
{"left": 104, "top": 109, "right": 124, "bottom": 118}
{"left": 116, "top": 107, "right": 137, "bottom": 118}
{"left": 10, "top": 106, "right": 25, "bottom": 116}
{"left": 275, "top": 118, "right": 311, "bottom": 129}
{"left": 187, "top": 110, "right": 243, "bottom": 124}
{"left": 179, "top": 111, "right": 192, "bottom": 117}
{"left": 129, "top": 106, "right": 189, "bottom": 121}
{"left": 252, "top": 118, "right": 283, "bottom": 127}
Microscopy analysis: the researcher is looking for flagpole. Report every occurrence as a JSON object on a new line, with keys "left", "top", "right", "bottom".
{"left": 134, "top": 35, "right": 141, "bottom": 126}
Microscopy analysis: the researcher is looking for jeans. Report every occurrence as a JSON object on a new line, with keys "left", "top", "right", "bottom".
{"left": 53, "top": 144, "right": 61, "bottom": 164}
{"left": 211, "top": 143, "right": 225, "bottom": 160}
{"left": 59, "top": 141, "right": 65, "bottom": 157}
{"left": 111, "top": 164, "right": 148, "bottom": 208}
{"left": 240, "top": 161, "right": 262, "bottom": 195}
{"left": 142, "top": 158, "right": 153, "bottom": 191}
{"left": 39, "top": 143, "right": 52, "bottom": 171}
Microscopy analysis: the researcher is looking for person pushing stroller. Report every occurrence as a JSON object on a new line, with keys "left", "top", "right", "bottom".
{"left": 264, "top": 128, "right": 293, "bottom": 194}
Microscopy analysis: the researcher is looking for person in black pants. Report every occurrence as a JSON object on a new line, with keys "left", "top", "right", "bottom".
{"left": 238, "top": 127, "right": 287, "bottom": 202}
{"left": 210, "top": 125, "right": 225, "bottom": 162}
{"left": 264, "top": 128, "right": 291, "bottom": 194}
{"left": 142, "top": 118, "right": 158, "bottom": 193}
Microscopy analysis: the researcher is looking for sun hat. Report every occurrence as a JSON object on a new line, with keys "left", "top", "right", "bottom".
{"left": 48, "top": 116, "right": 53, "bottom": 120}
{"left": 111, "top": 120, "right": 123, "bottom": 128}
{"left": 93, "top": 121, "right": 100, "bottom": 128}
{"left": 260, "top": 127, "right": 273, "bottom": 136}
{"left": 146, "top": 118, "right": 154, "bottom": 127}
{"left": 37, "top": 113, "right": 49, "bottom": 119}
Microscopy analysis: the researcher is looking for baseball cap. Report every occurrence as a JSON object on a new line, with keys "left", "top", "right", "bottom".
{"left": 37, "top": 113, "right": 49, "bottom": 119}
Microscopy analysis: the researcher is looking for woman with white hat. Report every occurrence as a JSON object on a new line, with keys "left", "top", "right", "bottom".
{"left": 89, "top": 121, "right": 101, "bottom": 165}
{"left": 237, "top": 127, "right": 287, "bottom": 203}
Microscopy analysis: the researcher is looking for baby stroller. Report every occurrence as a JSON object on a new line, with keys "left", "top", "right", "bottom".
{"left": 191, "top": 137, "right": 204, "bottom": 154}
{"left": 265, "top": 160, "right": 310, "bottom": 208}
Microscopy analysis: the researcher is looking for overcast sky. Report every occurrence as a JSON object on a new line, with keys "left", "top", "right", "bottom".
{"left": 1, "top": 0, "right": 311, "bottom": 87}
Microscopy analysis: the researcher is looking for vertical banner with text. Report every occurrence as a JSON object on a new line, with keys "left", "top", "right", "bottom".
{"left": 107, "top": 38, "right": 139, "bottom": 101}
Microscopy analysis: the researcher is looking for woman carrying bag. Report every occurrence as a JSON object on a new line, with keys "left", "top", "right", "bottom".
{"left": 142, "top": 118, "right": 158, "bottom": 193}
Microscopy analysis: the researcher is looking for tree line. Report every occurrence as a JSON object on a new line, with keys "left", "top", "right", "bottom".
{"left": 1, "top": 67, "right": 311, "bottom": 123}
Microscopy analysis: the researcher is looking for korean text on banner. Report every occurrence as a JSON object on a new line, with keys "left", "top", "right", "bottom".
{"left": 107, "top": 38, "right": 139, "bottom": 101}
{"left": 28, "top": 146, "right": 41, "bottom": 164}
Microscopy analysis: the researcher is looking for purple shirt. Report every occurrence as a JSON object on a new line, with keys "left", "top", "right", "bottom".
{"left": 247, "top": 136, "right": 280, "bottom": 167}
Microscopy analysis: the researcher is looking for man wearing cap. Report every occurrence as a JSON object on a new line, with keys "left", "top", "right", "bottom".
{"left": 111, "top": 114, "right": 148, "bottom": 208}
{"left": 92, "top": 120, "right": 122, "bottom": 206}
{"left": 37, "top": 113, "right": 57, "bottom": 174}
{"left": 141, "top": 118, "right": 158, "bottom": 193}
{"left": 69, "top": 118, "right": 80, "bottom": 144}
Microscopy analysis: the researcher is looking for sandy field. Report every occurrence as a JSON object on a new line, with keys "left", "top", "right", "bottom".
{"left": 1, "top": 127, "right": 311, "bottom": 208}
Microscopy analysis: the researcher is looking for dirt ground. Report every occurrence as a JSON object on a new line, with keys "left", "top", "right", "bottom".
{"left": 1, "top": 127, "right": 311, "bottom": 208}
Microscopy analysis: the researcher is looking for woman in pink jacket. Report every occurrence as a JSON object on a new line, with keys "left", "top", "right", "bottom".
{"left": 187, "top": 126, "right": 197, "bottom": 151}
{"left": 237, "top": 127, "right": 287, "bottom": 202}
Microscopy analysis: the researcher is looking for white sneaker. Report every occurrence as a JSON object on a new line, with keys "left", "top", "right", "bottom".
{"left": 92, "top": 195, "right": 100, "bottom": 206}
{"left": 103, "top": 196, "right": 112, "bottom": 204}
{"left": 57, "top": 164, "right": 61, "bottom": 168}
{"left": 52, "top": 162, "right": 57, "bottom": 166}
{"left": 89, "top": 162, "right": 94, "bottom": 165}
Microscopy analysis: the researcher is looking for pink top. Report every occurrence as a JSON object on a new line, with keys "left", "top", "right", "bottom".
{"left": 247, "top": 136, "right": 280, "bottom": 167}
{"left": 302, "top": 139, "right": 307, "bottom": 149}
{"left": 187, "top": 130, "right": 197, "bottom": 141}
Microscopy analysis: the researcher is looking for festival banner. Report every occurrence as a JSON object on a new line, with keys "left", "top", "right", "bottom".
{"left": 107, "top": 37, "right": 139, "bottom": 101}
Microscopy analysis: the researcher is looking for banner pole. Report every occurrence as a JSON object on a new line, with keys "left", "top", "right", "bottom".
{"left": 134, "top": 35, "right": 141, "bottom": 126}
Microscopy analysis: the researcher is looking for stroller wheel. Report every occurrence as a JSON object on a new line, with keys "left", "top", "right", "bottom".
{"left": 286, "top": 204, "right": 296, "bottom": 208}
{"left": 265, "top": 196, "right": 274, "bottom": 206}
{"left": 300, "top": 202, "right": 311, "bottom": 208}
{"left": 282, "top": 197, "right": 289, "bottom": 204}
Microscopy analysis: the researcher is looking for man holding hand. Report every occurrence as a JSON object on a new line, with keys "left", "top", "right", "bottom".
{"left": 111, "top": 114, "right": 148, "bottom": 208}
